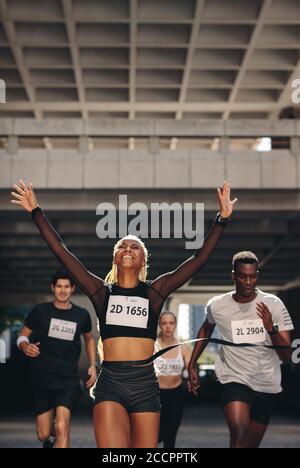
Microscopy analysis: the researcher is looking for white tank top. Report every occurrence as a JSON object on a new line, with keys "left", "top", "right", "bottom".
{"left": 154, "top": 342, "right": 185, "bottom": 377}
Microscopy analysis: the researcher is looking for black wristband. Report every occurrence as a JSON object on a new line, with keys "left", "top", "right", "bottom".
{"left": 268, "top": 325, "right": 279, "bottom": 336}
{"left": 31, "top": 207, "right": 42, "bottom": 218}
{"left": 216, "top": 212, "right": 231, "bottom": 225}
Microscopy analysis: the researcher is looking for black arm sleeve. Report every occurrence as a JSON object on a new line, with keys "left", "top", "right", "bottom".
{"left": 151, "top": 215, "right": 227, "bottom": 299}
{"left": 32, "top": 207, "right": 104, "bottom": 299}
{"left": 82, "top": 311, "right": 92, "bottom": 334}
{"left": 24, "top": 306, "right": 39, "bottom": 332}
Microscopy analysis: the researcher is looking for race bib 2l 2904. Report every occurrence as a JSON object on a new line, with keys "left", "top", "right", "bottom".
{"left": 231, "top": 319, "right": 266, "bottom": 344}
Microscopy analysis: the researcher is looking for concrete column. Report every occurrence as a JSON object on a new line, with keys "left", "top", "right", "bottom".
{"left": 7, "top": 136, "right": 19, "bottom": 155}
{"left": 148, "top": 136, "right": 160, "bottom": 156}
{"left": 290, "top": 137, "right": 300, "bottom": 156}
{"left": 219, "top": 137, "right": 230, "bottom": 181}
{"left": 219, "top": 137, "right": 230, "bottom": 155}
{"left": 79, "top": 136, "right": 89, "bottom": 154}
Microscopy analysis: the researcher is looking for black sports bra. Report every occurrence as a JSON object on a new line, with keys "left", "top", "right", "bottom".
{"left": 97, "top": 281, "right": 161, "bottom": 341}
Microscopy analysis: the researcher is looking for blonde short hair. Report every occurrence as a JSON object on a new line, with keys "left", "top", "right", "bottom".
{"left": 105, "top": 235, "right": 149, "bottom": 285}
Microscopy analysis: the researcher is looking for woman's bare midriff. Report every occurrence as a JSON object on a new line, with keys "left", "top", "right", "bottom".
{"left": 158, "top": 375, "right": 183, "bottom": 390}
{"left": 103, "top": 337, "right": 155, "bottom": 361}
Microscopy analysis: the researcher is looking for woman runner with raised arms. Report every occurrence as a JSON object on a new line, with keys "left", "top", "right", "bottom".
{"left": 11, "top": 180, "right": 237, "bottom": 448}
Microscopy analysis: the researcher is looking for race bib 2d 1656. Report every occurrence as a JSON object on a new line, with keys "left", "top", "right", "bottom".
{"left": 48, "top": 319, "right": 77, "bottom": 341}
{"left": 106, "top": 295, "right": 149, "bottom": 329}
{"left": 231, "top": 319, "right": 266, "bottom": 344}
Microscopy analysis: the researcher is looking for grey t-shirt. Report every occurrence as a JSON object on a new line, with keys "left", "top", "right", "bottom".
{"left": 206, "top": 290, "right": 294, "bottom": 394}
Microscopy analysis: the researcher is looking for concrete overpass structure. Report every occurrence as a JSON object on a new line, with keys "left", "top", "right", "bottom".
{"left": 0, "top": 118, "right": 299, "bottom": 312}
{"left": 1, "top": 0, "right": 300, "bottom": 122}
{"left": 0, "top": 0, "right": 299, "bottom": 321}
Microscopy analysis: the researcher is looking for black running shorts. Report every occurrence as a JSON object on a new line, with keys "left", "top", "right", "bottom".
{"left": 34, "top": 386, "right": 81, "bottom": 417}
{"left": 92, "top": 361, "right": 161, "bottom": 413}
{"left": 220, "top": 382, "right": 279, "bottom": 426}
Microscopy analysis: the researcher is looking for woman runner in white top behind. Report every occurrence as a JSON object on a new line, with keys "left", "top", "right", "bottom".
{"left": 155, "top": 312, "right": 191, "bottom": 448}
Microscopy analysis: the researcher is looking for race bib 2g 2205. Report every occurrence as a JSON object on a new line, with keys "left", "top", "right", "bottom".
{"left": 106, "top": 295, "right": 149, "bottom": 329}
{"left": 231, "top": 319, "right": 266, "bottom": 344}
{"left": 48, "top": 318, "right": 77, "bottom": 341}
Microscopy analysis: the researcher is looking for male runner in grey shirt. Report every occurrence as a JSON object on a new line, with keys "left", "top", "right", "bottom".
{"left": 188, "top": 251, "right": 294, "bottom": 448}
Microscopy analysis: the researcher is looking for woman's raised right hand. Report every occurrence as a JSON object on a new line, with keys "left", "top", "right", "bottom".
{"left": 11, "top": 179, "right": 39, "bottom": 213}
